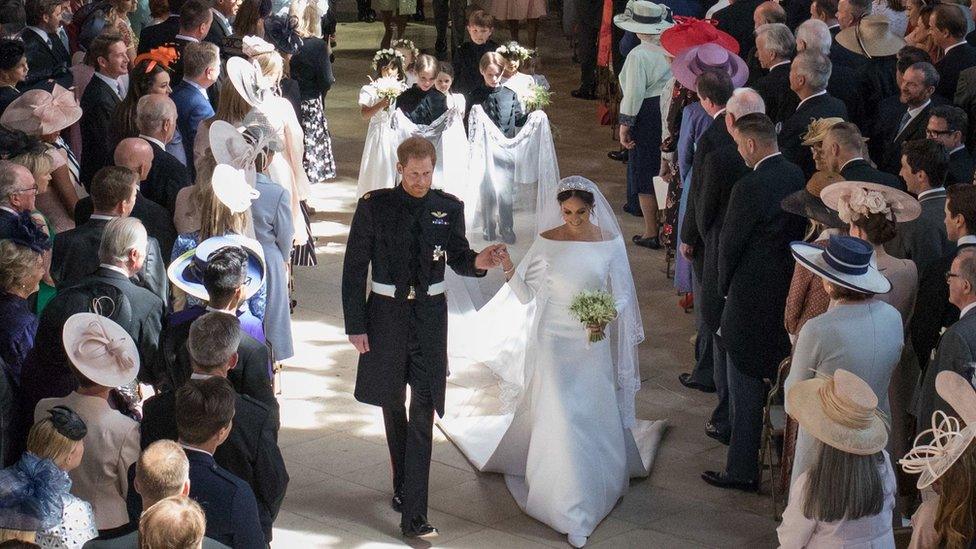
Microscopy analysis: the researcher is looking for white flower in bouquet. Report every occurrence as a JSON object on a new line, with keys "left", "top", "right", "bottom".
{"left": 522, "top": 83, "right": 552, "bottom": 112}
{"left": 369, "top": 75, "right": 407, "bottom": 105}
{"left": 569, "top": 290, "right": 617, "bottom": 343}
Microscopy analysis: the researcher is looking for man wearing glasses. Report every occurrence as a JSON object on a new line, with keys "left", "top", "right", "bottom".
{"left": 926, "top": 105, "right": 975, "bottom": 186}
{"left": 0, "top": 160, "right": 41, "bottom": 240}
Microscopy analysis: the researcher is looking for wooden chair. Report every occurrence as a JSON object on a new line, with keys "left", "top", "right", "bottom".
{"left": 759, "top": 357, "right": 792, "bottom": 521}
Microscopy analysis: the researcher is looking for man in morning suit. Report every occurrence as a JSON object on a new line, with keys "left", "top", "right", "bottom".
{"left": 823, "top": 121, "right": 906, "bottom": 190}
{"left": 677, "top": 70, "right": 736, "bottom": 398}
{"left": 927, "top": 105, "right": 975, "bottom": 186}
{"left": 137, "top": 0, "right": 184, "bottom": 53}
{"left": 795, "top": 19, "right": 858, "bottom": 125}
{"left": 51, "top": 167, "right": 168, "bottom": 304}
{"left": 703, "top": 112, "right": 806, "bottom": 491}
{"left": 168, "top": 0, "right": 213, "bottom": 87}
{"left": 713, "top": 0, "right": 765, "bottom": 61}
{"left": 932, "top": 4, "right": 976, "bottom": 100}
{"left": 171, "top": 41, "right": 218, "bottom": 172}
{"left": 173, "top": 377, "right": 265, "bottom": 549}
{"left": 204, "top": 0, "right": 236, "bottom": 47}
{"left": 0, "top": 161, "right": 41, "bottom": 239}
{"left": 875, "top": 62, "right": 939, "bottom": 176}
{"left": 136, "top": 94, "right": 191, "bottom": 216}
{"left": 752, "top": 23, "right": 797, "bottom": 123}
{"left": 687, "top": 87, "right": 761, "bottom": 446}
{"left": 342, "top": 137, "right": 505, "bottom": 538}
{"left": 80, "top": 32, "right": 130, "bottom": 190}
{"left": 916, "top": 249, "right": 976, "bottom": 432}
{"left": 888, "top": 139, "right": 953, "bottom": 272}
{"left": 20, "top": 0, "right": 71, "bottom": 90}
{"left": 909, "top": 180, "right": 976, "bottom": 370}
{"left": 779, "top": 50, "right": 848, "bottom": 178}
{"left": 142, "top": 314, "right": 286, "bottom": 545}
{"left": 829, "top": 0, "right": 871, "bottom": 69}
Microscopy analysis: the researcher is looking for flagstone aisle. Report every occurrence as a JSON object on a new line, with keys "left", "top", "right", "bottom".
{"left": 273, "top": 11, "right": 780, "bottom": 548}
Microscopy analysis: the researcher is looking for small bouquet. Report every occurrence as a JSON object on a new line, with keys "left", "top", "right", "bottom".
{"left": 522, "top": 84, "right": 552, "bottom": 111}
{"left": 369, "top": 75, "right": 407, "bottom": 107}
{"left": 569, "top": 290, "right": 617, "bottom": 343}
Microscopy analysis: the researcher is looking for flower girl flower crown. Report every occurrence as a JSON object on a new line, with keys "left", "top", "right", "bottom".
{"left": 837, "top": 187, "right": 893, "bottom": 224}
{"left": 391, "top": 38, "right": 419, "bottom": 61}
{"left": 373, "top": 48, "right": 405, "bottom": 66}
{"left": 497, "top": 41, "right": 533, "bottom": 62}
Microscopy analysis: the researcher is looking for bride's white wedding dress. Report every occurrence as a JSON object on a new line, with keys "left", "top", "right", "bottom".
{"left": 440, "top": 211, "right": 665, "bottom": 544}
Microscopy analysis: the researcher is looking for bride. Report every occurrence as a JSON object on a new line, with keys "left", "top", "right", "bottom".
{"left": 440, "top": 176, "right": 665, "bottom": 547}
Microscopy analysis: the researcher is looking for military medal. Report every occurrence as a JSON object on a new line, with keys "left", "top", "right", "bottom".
{"left": 432, "top": 245, "right": 445, "bottom": 262}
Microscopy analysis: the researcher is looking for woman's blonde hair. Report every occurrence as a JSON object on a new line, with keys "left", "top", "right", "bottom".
{"left": 935, "top": 441, "right": 976, "bottom": 549}
{"left": 0, "top": 240, "right": 39, "bottom": 293}
{"left": 27, "top": 416, "right": 79, "bottom": 468}
{"left": 138, "top": 496, "right": 206, "bottom": 549}
{"left": 193, "top": 152, "right": 248, "bottom": 241}
{"left": 253, "top": 50, "right": 284, "bottom": 86}
{"left": 214, "top": 82, "right": 252, "bottom": 127}
{"left": 10, "top": 147, "right": 52, "bottom": 180}
{"left": 291, "top": 0, "right": 322, "bottom": 38}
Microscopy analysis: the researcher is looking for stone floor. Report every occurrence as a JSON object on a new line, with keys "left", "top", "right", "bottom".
{"left": 272, "top": 11, "right": 780, "bottom": 548}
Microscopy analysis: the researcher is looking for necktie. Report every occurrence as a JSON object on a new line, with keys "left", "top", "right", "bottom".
{"left": 117, "top": 82, "right": 125, "bottom": 98}
{"left": 897, "top": 111, "right": 911, "bottom": 135}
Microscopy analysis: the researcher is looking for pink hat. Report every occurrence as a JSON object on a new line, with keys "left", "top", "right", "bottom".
{"left": 0, "top": 84, "right": 82, "bottom": 136}
{"left": 63, "top": 313, "right": 139, "bottom": 387}
{"left": 671, "top": 42, "right": 748, "bottom": 92}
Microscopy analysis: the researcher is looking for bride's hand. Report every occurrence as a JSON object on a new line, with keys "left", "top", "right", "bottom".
{"left": 587, "top": 322, "right": 607, "bottom": 338}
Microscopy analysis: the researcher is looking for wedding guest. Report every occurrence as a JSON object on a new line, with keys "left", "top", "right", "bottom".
{"left": 21, "top": 0, "right": 72, "bottom": 91}
{"left": 778, "top": 370, "right": 895, "bottom": 547}
{"left": 888, "top": 138, "right": 952, "bottom": 272}
{"left": 875, "top": 61, "right": 938, "bottom": 175}
{"left": 489, "top": 0, "right": 544, "bottom": 49}
{"left": 260, "top": 16, "right": 304, "bottom": 119}
{"left": 137, "top": 0, "right": 181, "bottom": 53}
{"left": 171, "top": 41, "right": 219, "bottom": 172}
{"left": 0, "top": 237, "right": 45, "bottom": 387}
{"left": 0, "top": 406, "right": 96, "bottom": 547}
{"left": 795, "top": 19, "right": 859, "bottom": 119}
{"left": 136, "top": 94, "right": 191, "bottom": 217}
{"left": 874, "top": 0, "right": 908, "bottom": 37}
{"left": 868, "top": 46, "right": 931, "bottom": 160}
{"left": 204, "top": 0, "right": 235, "bottom": 46}
{"left": 835, "top": 15, "right": 903, "bottom": 132}
{"left": 34, "top": 314, "right": 140, "bottom": 535}
{"left": 167, "top": 0, "right": 213, "bottom": 87}
{"left": 821, "top": 122, "right": 905, "bottom": 190}
{"left": 752, "top": 23, "right": 797, "bottom": 124}
{"left": 138, "top": 496, "right": 207, "bottom": 548}
{"left": 0, "top": 39, "right": 27, "bottom": 114}
{"left": 79, "top": 32, "right": 130, "bottom": 190}
{"left": 931, "top": 4, "right": 976, "bottom": 100}
{"left": 926, "top": 105, "right": 974, "bottom": 186}
{"left": 0, "top": 161, "right": 42, "bottom": 240}
{"left": 702, "top": 112, "right": 806, "bottom": 491}
{"left": 713, "top": 0, "right": 765, "bottom": 60}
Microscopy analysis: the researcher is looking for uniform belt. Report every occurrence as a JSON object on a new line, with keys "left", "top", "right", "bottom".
{"left": 371, "top": 281, "right": 445, "bottom": 300}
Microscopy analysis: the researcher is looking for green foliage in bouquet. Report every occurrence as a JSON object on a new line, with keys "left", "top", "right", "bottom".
{"left": 523, "top": 84, "right": 552, "bottom": 112}
{"left": 569, "top": 290, "right": 617, "bottom": 343}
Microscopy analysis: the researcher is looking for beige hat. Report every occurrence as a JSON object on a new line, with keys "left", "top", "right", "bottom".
{"left": 0, "top": 84, "right": 82, "bottom": 136}
{"left": 226, "top": 56, "right": 270, "bottom": 108}
{"left": 835, "top": 15, "right": 906, "bottom": 58}
{"left": 787, "top": 369, "right": 889, "bottom": 455}
{"left": 900, "top": 371, "right": 976, "bottom": 489}
{"left": 62, "top": 313, "right": 139, "bottom": 387}
{"left": 801, "top": 117, "right": 846, "bottom": 146}
{"left": 820, "top": 181, "right": 921, "bottom": 224}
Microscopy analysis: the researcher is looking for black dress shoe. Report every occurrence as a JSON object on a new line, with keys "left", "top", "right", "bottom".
{"left": 402, "top": 517, "right": 439, "bottom": 538}
{"left": 607, "top": 149, "right": 628, "bottom": 162}
{"left": 500, "top": 228, "right": 516, "bottom": 244}
{"left": 704, "top": 421, "right": 730, "bottom": 445}
{"left": 570, "top": 88, "right": 598, "bottom": 100}
{"left": 701, "top": 470, "right": 758, "bottom": 492}
{"left": 365, "top": 8, "right": 377, "bottom": 22}
{"left": 632, "top": 235, "right": 661, "bottom": 249}
{"left": 391, "top": 494, "right": 403, "bottom": 513}
{"left": 678, "top": 372, "right": 716, "bottom": 393}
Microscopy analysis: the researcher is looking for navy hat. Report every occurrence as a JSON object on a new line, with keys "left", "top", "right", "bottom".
{"left": 167, "top": 235, "right": 266, "bottom": 301}
{"left": 791, "top": 235, "right": 891, "bottom": 295}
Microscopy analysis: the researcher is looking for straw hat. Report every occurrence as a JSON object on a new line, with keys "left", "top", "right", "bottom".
{"left": 787, "top": 369, "right": 889, "bottom": 455}
{"left": 820, "top": 181, "right": 921, "bottom": 224}
{"left": 781, "top": 172, "right": 846, "bottom": 229}
{"left": 660, "top": 17, "right": 740, "bottom": 56}
{"left": 226, "top": 56, "right": 271, "bottom": 108}
{"left": 62, "top": 313, "right": 139, "bottom": 388}
{"left": 212, "top": 164, "right": 260, "bottom": 213}
{"left": 671, "top": 42, "right": 749, "bottom": 92}
{"left": 613, "top": 1, "right": 675, "bottom": 35}
{"left": 167, "top": 234, "right": 266, "bottom": 301}
{"left": 0, "top": 84, "right": 82, "bottom": 136}
{"left": 835, "top": 15, "right": 906, "bottom": 58}
{"left": 900, "top": 371, "right": 976, "bottom": 488}
{"left": 801, "top": 117, "right": 846, "bottom": 146}
{"left": 791, "top": 234, "right": 892, "bottom": 294}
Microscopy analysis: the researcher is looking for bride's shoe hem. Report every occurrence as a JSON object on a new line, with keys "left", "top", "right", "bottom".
{"left": 567, "top": 534, "right": 587, "bottom": 547}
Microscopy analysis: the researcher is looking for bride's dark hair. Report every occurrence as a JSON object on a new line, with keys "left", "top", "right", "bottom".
{"left": 556, "top": 189, "right": 595, "bottom": 207}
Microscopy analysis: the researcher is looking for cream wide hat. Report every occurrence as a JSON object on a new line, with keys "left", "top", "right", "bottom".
{"left": 62, "top": 313, "right": 139, "bottom": 387}
{"left": 787, "top": 369, "right": 889, "bottom": 455}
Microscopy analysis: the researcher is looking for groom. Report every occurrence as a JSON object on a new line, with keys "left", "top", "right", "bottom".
{"left": 342, "top": 136, "right": 506, "bottom": 537}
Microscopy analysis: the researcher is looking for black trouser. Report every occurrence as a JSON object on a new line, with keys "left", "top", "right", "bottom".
{"left": 725, "top": 352, "right": 766, "bottom": 482}
{"left": 576, "top": 0, "right": 602, "bottom": 93}
{"left": 356, "top": 0, "right": 372, "bottom": 15}
{"left": 480, "top": 177, "right": 514, "bottom": 233}
{"left": 381, "top": 330, "right": 436, "bottom": 527}
{"left": 432, "top": 0, "right": 466, "bottom": 53}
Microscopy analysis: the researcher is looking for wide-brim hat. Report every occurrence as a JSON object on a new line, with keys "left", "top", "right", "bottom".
{"left": 63, "top": 313, "right": 139, "bottom": 387}
{"left": 213, "top": 164, "right": 260, "bottom": 213}
{"left": 820, "top": 181, "right": 921, "bottom": 223}
{"left": 801, "top": 117, "right": 846, "bottom": 146}
{"left": 661, "top": 17, "right": 740, "bottom": 56}
{"left": 227, "top": 56, "right": 270, "bottom": 108}
{"left": 0, "top": 84, "right": 82, "bottom": 136}
{"left": 781, "top": 187, "right": 845, "bottom": 229}
{"left": 671, "top": 42, "right": 749, "bottom": 92}
{"left": 787, "top": 369, "right": 889, "bottom": 455}
{"left": 168, "top": 234, "right": 266, "bottom": 301}
{"left": 613, "top": 1, "right": 675, "bottom": 35}
{"left": 791, "top": 234, "right": 892, "bottom": 294}
{"left": 209, "top": 120, "right": 258, "bottom": 186}
{"left": 835, "top": 15, "right": 906, "bottom": 58}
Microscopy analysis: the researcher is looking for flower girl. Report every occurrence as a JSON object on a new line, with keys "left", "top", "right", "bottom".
{"left": 356, "top": 49, "right": 408, "bottom": 197}
{"left": 497, "top": 41, "right": 538, "bottom": 106}
{"left": 392, "top": 38, "right": 419, "bottom": 86}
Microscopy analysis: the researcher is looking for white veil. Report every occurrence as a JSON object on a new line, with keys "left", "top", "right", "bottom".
{"left": 446, "top": 176, "right": 645, "bottom": 428}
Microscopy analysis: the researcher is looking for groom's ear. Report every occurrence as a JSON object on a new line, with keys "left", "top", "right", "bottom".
{"left": 395, "top": 162, "right": 404, "bottom": 174}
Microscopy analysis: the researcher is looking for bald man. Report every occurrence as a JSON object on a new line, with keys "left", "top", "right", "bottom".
{"left": 136, "top": 94, "right": 191, "bottom": 217}
{"left": 0, "top": 160, "right": 42, "bottom": 240}
{"left": 73, "top": 138, "right": 178, "bottom": 258}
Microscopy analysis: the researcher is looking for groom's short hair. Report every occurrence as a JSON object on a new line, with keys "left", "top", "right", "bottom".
{"left": 397, "top": 136, "right": 437, "bottom": 166}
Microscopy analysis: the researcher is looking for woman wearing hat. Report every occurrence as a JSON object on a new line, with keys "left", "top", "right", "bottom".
{"left": 614, "top": 1, "right": 675, "bottom": 247}
{"left": 901, "top": 371, "right": 976, "bottom": 549}
{"left": 834, "top": 14, "right": 903, "bottom": 126}
{"left": 785, "top": 235, "right": 904, "bottom": 485}
{"left": 777, "top": 369, "right": 896, "bottom": 547}
{"left": 34, "top": 313, "right": 140, "bottom": 534}
{"left": 0, "top": 406, "right": 96, "bottom": 546}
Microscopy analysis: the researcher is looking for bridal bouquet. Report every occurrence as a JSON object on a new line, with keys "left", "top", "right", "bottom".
{"left": 569, "top": 290, "right": 617, "bottom": 343}
{"left": 522, "top": 84, "right": 552, "bottom": 111}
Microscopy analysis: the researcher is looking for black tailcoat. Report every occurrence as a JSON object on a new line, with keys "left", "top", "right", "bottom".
{"left": 935, "top": 42, "right": 976, "bottom": 101}
{"left": 79, "top": 76, "right": 121, "bottom": 189}
{"left": 20, "top": 27, "right": 72, "bottom": 90}
{"left": 778, "top": 92, "right": 849, "bottom": 178}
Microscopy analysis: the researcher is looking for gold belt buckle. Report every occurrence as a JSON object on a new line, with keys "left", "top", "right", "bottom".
{"left": 407, "top": 286, "right": 416, "bottom": 300}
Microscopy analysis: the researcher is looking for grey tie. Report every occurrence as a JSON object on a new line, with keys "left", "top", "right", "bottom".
{"left": 896, "top": 111, "right": 911, "bottom": 136}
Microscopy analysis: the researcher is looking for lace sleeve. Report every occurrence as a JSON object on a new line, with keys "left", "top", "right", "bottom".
{"left": 36, "top": 495, "right": 97, "bottom": 549}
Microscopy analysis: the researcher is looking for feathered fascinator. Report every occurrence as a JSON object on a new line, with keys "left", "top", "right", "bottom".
{"left": 132, "top": 46, "right": 179, "bottom": 73}
{"left": 263, "top": 14, "right": 303, "bottom": 56}
{"left": 0, "top": 452, "right": 71, "bottom": 531}
{"left": 7, "top": 211, "right": 52, "bottom": 253}
{"left": 48, "top": 406, "right": 87, "bottom": 441}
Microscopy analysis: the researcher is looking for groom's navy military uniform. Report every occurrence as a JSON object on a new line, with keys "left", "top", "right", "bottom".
{"left": 342, "top": 184, "right": 484, "bottom": 530}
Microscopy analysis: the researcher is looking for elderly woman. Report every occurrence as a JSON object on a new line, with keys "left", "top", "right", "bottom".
{"left": 0, "top": 233, "right": 47, "bottom": 387}
{"left": 0, "top": 406, "right": 96, "bottom": 546}
{"left": 784, "top": 235, "right": 904, "bottom": 485}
